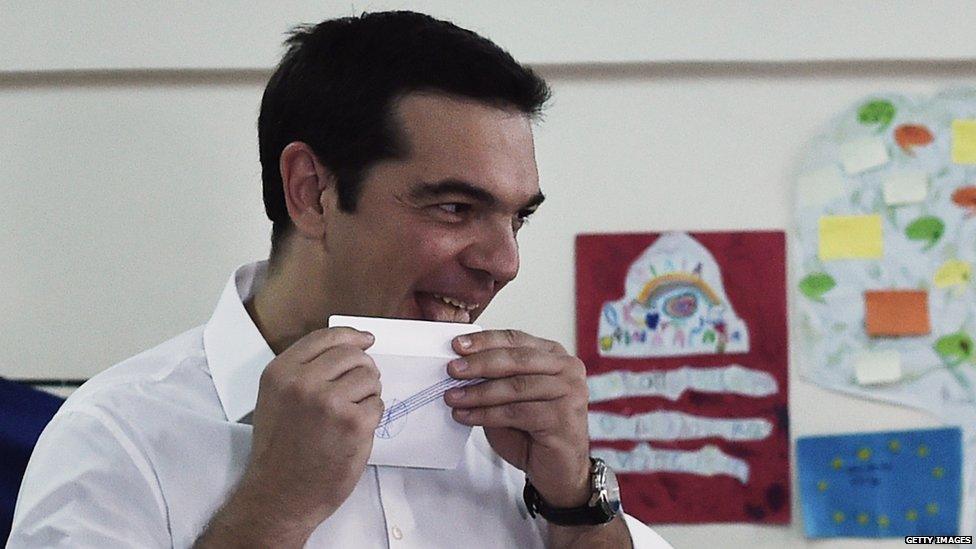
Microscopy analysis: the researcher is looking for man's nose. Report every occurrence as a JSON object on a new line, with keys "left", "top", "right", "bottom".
{"left": 459, "top": 221, "right": 520, "bottom": 284}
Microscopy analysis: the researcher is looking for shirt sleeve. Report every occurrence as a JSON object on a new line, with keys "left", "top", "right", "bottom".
{"left": 623, "top": 512, "right": 673, "bottom": 548}
{"left": 7, "top": 409, "right": 170, "bottom": 548}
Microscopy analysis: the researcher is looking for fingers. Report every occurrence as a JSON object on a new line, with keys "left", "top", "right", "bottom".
{"left": 452, "top": 329, "right": 565, "bottom": 356}
{"left": 305, "top": 345, "right": 378, "bottom": 381}
{"left": 260, "top": 342, "right": 379, "bottom": 405}
{"left": 287, "top": 327, "right": 375, "bottom": 363}
{"left": 358, "top": 394, "right": 384, "bottom": 422}
{"left": 448, "top": 347, "right": 578, "bottom": 379}
{"left": 451, "top": 401, "right": 572, "bottom": 433}
{"left": 444, "top": 374, "right": 568, "bottom": 408}
{"left": 445, "top": 365, "right": 588, "bottom": 433}
{"left": 443, "top": 341, "right": 589, "bottom": 434}
{"left": 333, "top": 364, "right": 382, "bottom": 403}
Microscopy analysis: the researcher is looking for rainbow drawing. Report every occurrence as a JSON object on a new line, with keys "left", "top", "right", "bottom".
{"left": 598, "top": 232, "right": 750, "bottom": 357}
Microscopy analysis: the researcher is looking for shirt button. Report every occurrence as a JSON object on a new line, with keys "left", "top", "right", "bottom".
{"left": 392, "top": 526, "right": 403, "bottom": 540}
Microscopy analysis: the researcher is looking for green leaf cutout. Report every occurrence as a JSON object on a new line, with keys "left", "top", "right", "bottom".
{"left": 905, "top": 216, "right": 945, "bottom": 250}
{"left": 799, "top": 273, "right": 836, "bottom": 303}
{"left": 857, "top": 100, "right": 896, "bottom": 129}
{"left": 935, "top": 332, "right": 974, "bottom": 367}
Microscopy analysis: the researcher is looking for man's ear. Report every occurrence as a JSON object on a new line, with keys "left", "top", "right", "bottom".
{"left": 279, "top": 141, "right": 335, "bottom": 239}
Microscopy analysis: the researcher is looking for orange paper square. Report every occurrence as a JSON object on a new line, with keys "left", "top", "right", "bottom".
{"left": 864, "top": 290, "right": 930, "bottom": 336}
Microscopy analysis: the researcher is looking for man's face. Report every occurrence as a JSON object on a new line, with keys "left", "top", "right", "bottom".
{"left": 318, "top": 93, "right": 543, "bottom": 324}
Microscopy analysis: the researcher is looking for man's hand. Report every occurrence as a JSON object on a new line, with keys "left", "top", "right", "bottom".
{"left": 444, "top": 330, "right": 632, "bottom": 548}
{"left": 196, "top": 327, "right": 382, "bottom": 548}
{"left": 444, "top": 329, "right": 591, "bottom": 509}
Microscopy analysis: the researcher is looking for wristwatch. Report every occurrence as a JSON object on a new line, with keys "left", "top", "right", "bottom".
{"left": 522, "top": 457, "right": 621, "bottom": 526}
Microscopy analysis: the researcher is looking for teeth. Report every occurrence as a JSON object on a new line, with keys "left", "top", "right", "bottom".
{"left": 433, "top": 294, "right": 479, "bottom": 311}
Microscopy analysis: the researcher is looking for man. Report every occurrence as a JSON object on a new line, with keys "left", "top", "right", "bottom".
{"left": 10, "top": 11, "right": 670, "bottom": 548}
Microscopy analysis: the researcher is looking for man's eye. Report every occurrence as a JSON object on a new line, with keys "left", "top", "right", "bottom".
{"left": 516, "top": 208, "right": 536, "bottom": 224}
{"left": 437, "top": 203, "right": 471, "bottom": 214}
{"left": 512, "top": 212, "right": 533, "bottom": 232}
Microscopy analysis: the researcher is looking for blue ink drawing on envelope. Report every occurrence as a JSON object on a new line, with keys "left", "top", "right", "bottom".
{"left": 375, "top": 377, "right": 484, "bottom": 438}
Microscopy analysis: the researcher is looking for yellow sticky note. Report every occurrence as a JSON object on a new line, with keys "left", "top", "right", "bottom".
{"left": 952, "top": 119, "right": 976, "bottom": 164}
{"left": 934, "top": 259, "right": 971, "bottom": 288}
{"left": 818, "top": 215, "right": 883, "bottom": 260}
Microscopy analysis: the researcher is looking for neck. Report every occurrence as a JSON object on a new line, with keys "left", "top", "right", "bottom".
{"left": 245, "top": 259, "right": 329, "bottom": 355}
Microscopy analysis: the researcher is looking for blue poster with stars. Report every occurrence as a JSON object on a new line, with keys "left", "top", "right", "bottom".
{"left": 797, "top": 427, "right": 961, "bottom": 538}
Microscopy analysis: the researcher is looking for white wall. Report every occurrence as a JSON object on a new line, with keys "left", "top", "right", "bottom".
{"left": 5, "top": 1, "right": 976, "bottom": 70}
{"left": 3, "top": 3, "right": 975, "bottom": 547}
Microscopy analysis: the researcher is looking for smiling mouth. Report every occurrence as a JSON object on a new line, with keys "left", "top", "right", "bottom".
{"left": 416, "top": 292, "right": 481, "bottom": 323}
{"left": 433, "top": 294, "right": 479, "bottom": 311}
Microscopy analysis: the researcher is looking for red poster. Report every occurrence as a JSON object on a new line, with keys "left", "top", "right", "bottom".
{"left": 576, "top": 231, "right": 789, "bottom": 524}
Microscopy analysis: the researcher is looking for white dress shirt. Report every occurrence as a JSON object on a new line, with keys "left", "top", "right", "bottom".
{"left": 10, "top": 261, "right": 671, "bottom": 548}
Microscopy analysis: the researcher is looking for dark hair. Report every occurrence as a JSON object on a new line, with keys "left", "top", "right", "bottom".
{"left": 258, "top": 10, "right": 551, "bottom": 266}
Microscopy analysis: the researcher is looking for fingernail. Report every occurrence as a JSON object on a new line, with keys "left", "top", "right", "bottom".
{"left": 364, "top": 331, "right": 375, "bottom": 342}
{"left": 450, "top": 358, "right": 469, "bottom": 373}
{"left": 456, "top": 335, "right": 472, "bottom": 349}
{"left": 447, "top": 388, "right": 466, "bottom": 400}
{"left": 454, "top": 409, "right": 470, "bottom": 419}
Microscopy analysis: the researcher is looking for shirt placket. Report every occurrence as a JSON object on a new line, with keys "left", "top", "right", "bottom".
{"left": 375, "top": 467, "right": 418, "bottom": 547}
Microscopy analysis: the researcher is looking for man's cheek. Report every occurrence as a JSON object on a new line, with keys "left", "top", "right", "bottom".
{"left": 410, "top": 228, "right": 464, "bottom": 259}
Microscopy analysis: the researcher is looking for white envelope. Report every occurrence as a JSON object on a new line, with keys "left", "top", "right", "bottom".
{"left": 328, "top": 315, "right": 482, "bottom": 469}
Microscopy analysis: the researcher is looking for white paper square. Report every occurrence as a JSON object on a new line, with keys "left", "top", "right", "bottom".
{"left": 853, "top": 350, "right": 902, "bottom": 385}
{"left": 839, "top": 137, "right": 890, "bottom": 174}
{"left": 328, "top": 315, "right": 481, "bottom": 469}
{"left": 882, "top": 171, "right": 929, "bottom": 205}
{"left": 797, "top": 167, "right": 847, "bottom": 207}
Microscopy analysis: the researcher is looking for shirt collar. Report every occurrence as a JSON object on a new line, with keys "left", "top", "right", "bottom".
{"left": 203, "top": 261, "right": 276, "bottom": 423}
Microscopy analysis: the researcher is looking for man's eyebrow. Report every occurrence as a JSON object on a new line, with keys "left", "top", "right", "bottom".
{"left": 409, "top": 179, "right": 545, "bottom": 211}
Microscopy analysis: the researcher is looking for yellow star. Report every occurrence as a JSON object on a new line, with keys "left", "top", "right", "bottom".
{"left": 918, "top": 445, "right": 930, "bottom": 457}
{"left": 888, "top": 439, "right": 901, "bottom": 452}
{"left": 857, "top": 447, "right": 872, "bottom": 461}
{"left": 833, "top": 511, "right": 845, "bottom": 523}
{"left": 927, "top": 503, "right": 939, "bottom": 515}
{"left": 877, "top": 515, "right": 890, "bottom": 528}
{"left": 933, "top": 466, "right": 945, "bottom": 479}
{"left": 817, "top": 480, "right": 828, "bottom": 492}
{"left": 906, "top": 509, "right": 918, "bottom": 521}
{"left": 831, "top": 457, "right": 843, "bottom": 470}
{"left": 857, "top": 513, "right": 869, "bottom": 525}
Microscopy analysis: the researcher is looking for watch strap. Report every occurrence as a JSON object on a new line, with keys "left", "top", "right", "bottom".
{"left": 522, "top": 460, "right": 617, "bottom": 526}
{"left": 523, "top": 482, "right": 614, "bottom": 526}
